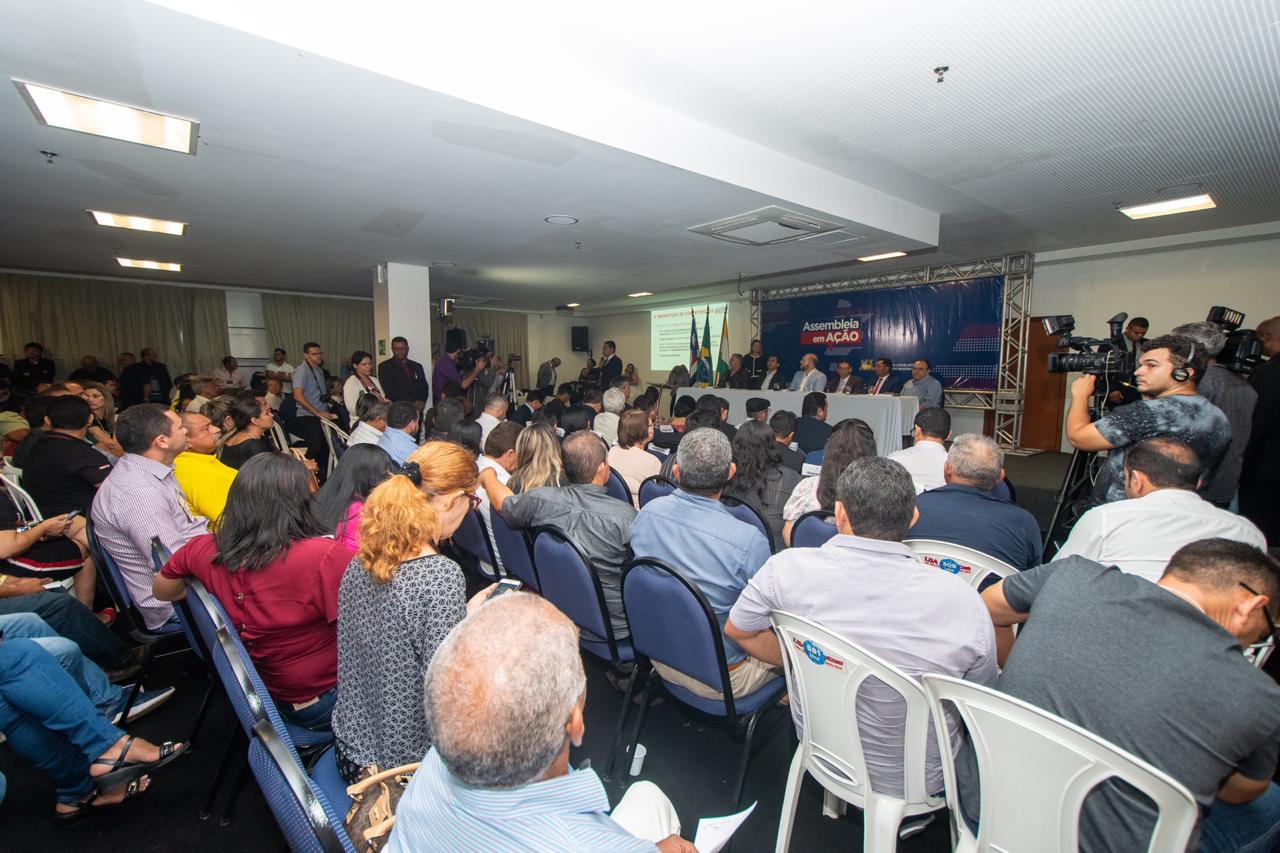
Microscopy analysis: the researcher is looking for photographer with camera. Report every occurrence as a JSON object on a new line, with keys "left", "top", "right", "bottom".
{"left": 432, "top": 330, "right": 488, "bottom": 405}
{"left": 1241, "top": 315, "right": 1280, "bottom": 542}
{"left": 1066, "top": 334, "right": 1230, "bottom": 504}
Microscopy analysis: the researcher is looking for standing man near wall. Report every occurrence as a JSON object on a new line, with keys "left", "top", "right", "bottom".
{"left": 598, "top": 341, "right": 622, "bottom": 390}
{"left": 292, "top": 342, "right": 336, "bottom": 479}
{"left": 1240, "top": 315, "right": 1280, "bottom": 542}
{"left": 536, "top": 358, "right": 560, "bottom": 395}
{"left": 378, "top": 337, "right": 430, "bottom": 426}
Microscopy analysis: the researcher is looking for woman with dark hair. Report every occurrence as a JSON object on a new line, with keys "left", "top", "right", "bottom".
{"left": 782, "top": 418, "right": 877, "bottom": 545}
{"left": 153, "top": 453, "right": 355, "bottom": 731}
{"left": 447, "top": 419, "right": 483, "bottom": 458}
{"left": 342, "top": 351, "right": 389, "bottom": 421}
{"left": 219, "top": 395, "right": 277, "bottom": 469}
{"left": 313, "top": 444, "right": 394, "bottom": 550}
{"left": 722, "top": 419, "right": 802, "bottom": 544}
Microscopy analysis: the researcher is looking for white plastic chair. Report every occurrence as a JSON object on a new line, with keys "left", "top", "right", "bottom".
{"left": 920, "top": 673, "right": 1198, "bottom": 853}
{"left": 1245, "top": 637, "right": 1275, "bottom": 669}
{"left": 905, "top": 539, "right": 1017, "bottom": 589}
{"left": 770, "top": 611, "right": 944, "bottom": 853}
{"left": 1, "top": 475, "right": 43, "bottom": 522}
{"left": 318, "top": 419, "right": 349, "bottom": 477}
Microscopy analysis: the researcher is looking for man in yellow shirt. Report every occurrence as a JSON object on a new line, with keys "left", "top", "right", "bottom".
{"left": 172, "top": 411, "right": 236, "bottom": 525}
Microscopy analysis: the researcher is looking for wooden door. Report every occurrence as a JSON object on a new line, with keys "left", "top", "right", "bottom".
{"left": 1020, "top": 319, "right": 1068, "bottom": 451}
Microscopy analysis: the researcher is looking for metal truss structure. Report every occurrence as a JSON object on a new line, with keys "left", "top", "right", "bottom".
{"left": 751, "top": 254, "right": 1034, "bottom": 450}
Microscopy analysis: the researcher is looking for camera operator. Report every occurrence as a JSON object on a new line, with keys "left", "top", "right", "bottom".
{"left": 1105, "top": 316, "right": 1149, "bottom": 408}
{"left": 432, "top": 331, "right": 488, "bottom": 404}
{"left": 1066, "top": 334, "right": 1230, "bottom": 504}
{"left": 1171, "top": 322, "right": 1257, "bottom": 509}
{"left": 1240, "top": 315, "right": 1280, "bottom": 542}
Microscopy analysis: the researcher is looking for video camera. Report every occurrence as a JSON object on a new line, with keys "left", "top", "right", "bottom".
{"left": 445, "top": 328, "right": 494, "bottom": 375}
{"left": 1206, "top": 306, "right": 1263, "bottom": 375}
{"left": 1044, "top": 312, "right": 1136, "bottom": 379}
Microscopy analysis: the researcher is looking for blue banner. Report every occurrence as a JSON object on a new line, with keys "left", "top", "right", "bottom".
{"left": 760, "top": 276, "right": 1004, "bottom": 390}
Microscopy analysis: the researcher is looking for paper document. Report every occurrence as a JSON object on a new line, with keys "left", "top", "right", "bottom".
{"left": 693, "top": 801, "right": 756, "bottom": 853}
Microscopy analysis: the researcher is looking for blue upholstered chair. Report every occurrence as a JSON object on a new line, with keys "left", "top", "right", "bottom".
{"left": 791, "top": 510, "right": 838, "bottom": 549}
{"left": 637, "top": 475, "right": 677, "bottom": 508}
{"left": 605, "top": 467, "right": 633, "bottom": 505}
{"left": 720, "top": 495, "right": 776, "bottom": 553}
{"left": 490, "top": 509, "right": 540, "bottom": 591}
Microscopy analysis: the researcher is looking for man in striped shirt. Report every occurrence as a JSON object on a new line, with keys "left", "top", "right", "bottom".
{"left": 388, "top": 593, "right": 693, "bottom": 852}
{"left": 91, "top": 405, "right": 208, "bottom": 630}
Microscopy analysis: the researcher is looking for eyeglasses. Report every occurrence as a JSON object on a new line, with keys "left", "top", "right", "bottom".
{"left": 1239, "top": 582, "right": 1280, "bottom": 647}
{"left": 464, "top": 492, "right": 482, "bottom": 511}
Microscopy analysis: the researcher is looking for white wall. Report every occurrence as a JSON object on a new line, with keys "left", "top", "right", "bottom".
{"left": 526, "top": 313, "right": 591, "bottom": 382}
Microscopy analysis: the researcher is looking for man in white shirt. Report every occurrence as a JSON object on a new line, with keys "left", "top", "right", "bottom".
{"left": 1055, "top": 437, "right": 1266, "bottom": 583}
{"left": 211, "top": 356, "right": 248, "bottom": 391}
{"left": 756, "top": 355, "right": 785, "bottom": 391}
{"left": 266, "top": 348, "right": 294, "bottom": 392}
{"left": 185, "top": 380, "right": 220, "bottom": 414}
{"left": 887, "top": 408, "right": 951, "bottom": 493}
{"left": 346, "top": 400, "right": 389, "bottom": 447}
{"left": 476, "top": 394, "right": 508, "bottom": 447}
{"left": 476, "top": 421, "right": 523, "bottom": 574}
{"left": 594, "top": 388, "right": 626, "bottom": 446}
{"left": 788, "top": 353, "right": 825, "bottom": 394}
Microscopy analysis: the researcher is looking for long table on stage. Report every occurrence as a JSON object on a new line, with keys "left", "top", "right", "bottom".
{"left": 678, "top": 388, "right": 918, "bottom": 457}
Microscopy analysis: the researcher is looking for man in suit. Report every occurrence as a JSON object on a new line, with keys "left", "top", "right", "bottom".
{"left": 755, "top": 355, "right": 788, "bottom": 391}
{"left": 535, "top": 357, "right": 560, "bottom": 394}
{"left": 866, "top": 358, "right": 903, "bottom": 396}
{"left": 1240, "top": 315, "right": 1280, "bottom": 542}
{"left": 794, "top": 392, "right": 832, "bottom": 454}
{"left": 827, "top": 359, "right": 863, "bottom": 395}
{"left": 598, "top": 341, "right": 622, "bottom": 389}
{"left": 378, "top": 336, "right": 430, "bottom": 417}
{"left": 509, "top": 390, "right": 545, "bottom": 426}
{"left": 1107, "top": 316, "right": 1150, "bottom": 408}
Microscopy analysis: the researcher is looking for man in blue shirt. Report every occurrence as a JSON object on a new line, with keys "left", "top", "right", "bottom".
{"left": 291, "top": 342, "right": 337, "bottom": 479}
{"left": 908, "top": 433, "right": 1042, "bottom": 571}
{"left": 377, "top": 401, "right": 420, "bottom": 467}
{"left": 630, "top": 428, "right": 776, "bottom": 699}
{"left": 388, "top": 594, "right": 691, "bottom": 853}
{"left": 902, "top": 359, "right": 944, "bottom": 409}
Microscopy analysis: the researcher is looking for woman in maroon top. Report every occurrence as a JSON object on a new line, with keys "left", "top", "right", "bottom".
{"left": 153, "top": 453, "right": 354, "bottom": 730}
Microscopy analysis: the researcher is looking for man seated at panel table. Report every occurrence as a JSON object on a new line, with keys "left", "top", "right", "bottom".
{"left": 387, "top": 593, "right": 694, "bottom": 853}
{"left": 755, "top": 355, "right": 788, "bottom": 391}
{"left": 969, "top": 540, "right": 1280, "bottom": 853}
{"left": 630, "top": 428, "right": 775, "bottom": 700}
{"left": 866, "top": 358, "right": 903, "bottom": 396}
{"left": 726, "top": 456, "right": 997, "bottom": 800}
{"left": 887, "top": 408, "right": 951, "bottom": 494}
{"left": 909, "top": 434, "right": 1042, "bottom": 571}
{"left": 827, "top": 359, "right": 864, "bottom": 395}
{"left": 902, "top": 359, "right": 943, "bottom": 409}
{"left": 788, "top": 353, "right": 826, "bottom": 394}
{"left": 1054, "top": 437, "right": 1266, "bottom": 583}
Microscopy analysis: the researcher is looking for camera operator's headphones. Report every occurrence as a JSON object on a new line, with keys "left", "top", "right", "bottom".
{"left": 1172, "top": 342, "right": 1196, "bottom": 383}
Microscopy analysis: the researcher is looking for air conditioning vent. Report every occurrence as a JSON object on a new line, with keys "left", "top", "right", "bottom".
{"left": 688, "top": 205, "right": 844, "bottom": 246}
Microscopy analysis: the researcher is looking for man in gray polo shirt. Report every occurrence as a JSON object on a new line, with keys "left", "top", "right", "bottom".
{"left": 726, "top": 455, "right": 997, "bottom": 799}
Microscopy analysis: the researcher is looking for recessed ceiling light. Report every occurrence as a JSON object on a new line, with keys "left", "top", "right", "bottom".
{"left": 566, "top": 302, "right": 581, "bottom": 308}
{"left": 544, "top": 215, "right": 578, "bottom": 225}
{"left": 1119, "top": 194, "right": 1216, "bottom": 220}
{"left": 628, "top": 292, "right": 654, "bottom": 298}
{"left": 430, "top": 261, "right": 457, "bottom": 268}
{"left": 89, "top": 210, "right": 186, "bottom": 236}
{"left": 117, "top": 257, "right": 182, "bottom": 272}
{"left": 857, "top": 251, "right": 907, "bottom": 262}
{"left": 15, "top": 80, "right": 198, "bottom": 154}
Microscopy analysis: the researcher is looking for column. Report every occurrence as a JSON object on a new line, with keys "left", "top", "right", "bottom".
{"left": 373, "top": 262, "right": 432, "bottom": 366}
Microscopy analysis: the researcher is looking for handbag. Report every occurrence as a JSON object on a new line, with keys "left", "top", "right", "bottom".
{"left": 343, "top": 762, "right": 420, "bottom": 852}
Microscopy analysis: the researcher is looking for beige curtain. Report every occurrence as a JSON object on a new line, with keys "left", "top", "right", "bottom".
{"left": 431, "top": 308, "right": 531, "bottom": 389}
{"left": 0, "top": 273, "right": 229, "bottom": 377}
{"left": 261, "top": 294, "right": 375, "bottom": 377}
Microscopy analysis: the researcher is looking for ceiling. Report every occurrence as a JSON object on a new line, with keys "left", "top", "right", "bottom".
{"left": 1, "top": 0, "right": 1277, "bottom": 312}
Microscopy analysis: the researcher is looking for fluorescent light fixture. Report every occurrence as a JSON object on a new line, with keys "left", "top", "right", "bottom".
{"left": 857, "top": 251, "right": 907, "bottom": 262}
{"left": 89, "top": 210, "right": 186, "bottom": 236}
{"left": 117, "top": 257, "right": 182, "bottom": 272}
{"left": 566, "top": 302, "right": 581, "bottom": 308}
{"left": 1119, "top": 193, "right": 1216, "bottom": 220}
{"left": 544, "top": 215, "right": 578, "bottom": 225}
{"left": 628, "top": 291, "right": 653, "bottom": 298}
{"left": 15, "top": 80, "right": 198, "bottom": 154}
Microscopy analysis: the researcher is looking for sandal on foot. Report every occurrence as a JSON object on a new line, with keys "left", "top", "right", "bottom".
{"left": 91, "top": 737, "right": 188, "bottom": 790}
{"left": 55, "top": 777, "right": 150, "bottom": 823}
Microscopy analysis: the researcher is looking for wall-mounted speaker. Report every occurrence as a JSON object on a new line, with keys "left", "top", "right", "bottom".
{"left": 571, "top": 326, "right": 589, "bottom": 353}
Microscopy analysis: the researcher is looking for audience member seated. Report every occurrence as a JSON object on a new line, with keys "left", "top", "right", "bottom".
{"left": 312, "top": 444, "right": 394, "bottom": 550}
{"left": 388, "top": 594, "right": 691, "bottom": 852}
{"left": 171, "top": 411, "right": 237, "bottom": 526}
{"left": 429, "top": 398, "right": 464, "bottom": 443}
{"left": 544, "top": 384, "right": 573, "bottom": 422}
{"left": 331, "top": 442, "right": 484, "bottom": 784}
{"left": 92, "top": 405, "right": 209, "bottom": 629}
{"left": 447, "top": 419, "right": 483, "bottom": 458}
{"left": 631, "top": 428, "right": 775, "bottom": 699}
{"left": 560, "top": 404, "right": 595, "bottom": 438}
{"left": 507, "top": 422, "right": 567, "bottom": 493}
{"left": 343, "top": 351, "right": 390, "bottom": 421}
{"left": 81, "top": 381, "right": 123, "bottom": 457}
{"left": 909, "top": 434, "right": 1042, "bottom": 570}
{"left": 1, "top": 480, "right": 99, "bottom": 610}
{"left": 0, "top": 638, "right": 187, "bottom": 818}
{"left": 480, "top": 431, "right": 636, "bottom": 644}
{"left": 185, "top": 380, "right": 219, "bottom": 415}
{"left": 794, "top": 392, "right": 832, "bottom": 454}
{"left": 510, "top": 390, "right": 544, "bottom": 427}
{"left": 11, "top": 343, "right": 56, "bottom": 395}
{"left": 475, "top": 393, "right": 507, "bottom": 446}
{"left": 210, "top": 356, "right": 247, "bottom": 391}
{"left": 788, "top": 353, "right": 825, "bottom": 394}
{"left": 782, "top": 418, "right": 877, "bottom": 545}
{"left": 263, "top": 377, "right": 284, "bottom": 412}
{"left": 119, "top": 348, "right": 173, "bottom": 408}
{"left": 971, "top": 540, "right": 1280, "bottom": 853}
{"left": 595, "top": 388, "right": 626, "bottom": 446}
{"left": 12, "top": 395, "right": 56, "bottom": 469}
{"left": 219, "top": 395, "right": 278, "bottom": 470}
{"left": 581, "top": 387, "right": 605, "bottom": 416}
{"left": 743, "top": 396, "right": 771, "bottom": 426}
{"left": 887, "top": 407, "right": 951, "bottom": 493}
{"left": 769, "top": 410, "right": 805, "bottom": 474}
{"left": 325, "top": 376, "right": 352, "bottom": 434}
{"left": 608, "top": 410, "right": 661, "bottom": 508}
{"left": 67, "top": 355, "right": 115, "bottom": 384}
{"left": 346, "top": 397, "right": 388, "bottom": 448}
{"left": 902, "top": 359, "right": 943, "bottom": 409}
{"left": 0, "top": 578, "right": 140, "bottom": 676}
{"left": 20, "top": 395, "right": 112, "bottom": 516}
{"left": 722, "top": 420, "right": 802, "bottom": 544}
{"left": 1055, "top": 438, "right": 1266, "bottom": 583}
{"left": 475, "top": 421, "right": 523, "bottom": 572}
{"left": 378, "top": 401, "right": 421, "bottom": 467}
{"left": 652, "top": 396, "right": 697, "bottom": 451}
{"left": 827, "top": 359, "right": 863, "bottom": 395}
{"left": 657, "top": 409, "right": 722, "bottom": 480}
{"left": 156, "top": 453, "right": 354, "bottom": 731}
{"left": 726, "top": 456, "right": 997, "bottom": 798}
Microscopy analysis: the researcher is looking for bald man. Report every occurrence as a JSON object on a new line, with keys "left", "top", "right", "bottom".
{"left": 788, "top": 353, "right": 825, "bottom": 394}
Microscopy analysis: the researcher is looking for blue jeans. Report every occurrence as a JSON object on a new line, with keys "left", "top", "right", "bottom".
{"left": 277, "top": 686, "right": 337, "bottom": 732}
{"left": 0, "top": 590, "right": 132, "bottom": 669}
{"left": 0, "top": 640, "right": 122, "bottom": 803}
{"left": 0, "top": 613, "right": 122, "bottom": 715}
{"left": 1199, "top": 783, "right": 1280, "bottom": 853}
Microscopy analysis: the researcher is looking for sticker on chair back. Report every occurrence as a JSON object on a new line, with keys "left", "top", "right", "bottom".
{"left": 794, "top": 638, "right": 844, "bottom": 670}
{"left": 939, "top": 558, "right": 966, "bottom": 575}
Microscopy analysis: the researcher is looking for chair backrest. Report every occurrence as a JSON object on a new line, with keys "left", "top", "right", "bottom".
{"left": 1245, "top": 637, "right": 1275, "bottom": 669}
{"left": 645, "top": 446, "right": 668, "bottom": 462}
{"left": 269, "top": 422, "right": 290, "bottom": 453}
{"left": 248, "top": 720, "right": 354, "bottom": 853}
{"left": 2, "top": 475, "right": 43, "bottom": 522}
{"left": 637, "top": 474, "right": 677, "bottom": 508}
{"left": 622, "top": 558, "right": 737, "bottom": 718}
{"left": 84, "top": 514, "right": 156, "bottom": 642}
{"left": 804, "top": 449, "right": 825, "bottom": 466}
{"left": 905, "top": 539, "right": 1018, "bottom": 589}
{"left": 489, "top": 510, "right": 539, "bottom": 591}
{"left": 770, "top": 610, "right": 940, "bottom": 809}
{"left": 605, "top": 467, "right": 633, "bottom": 504}
{"left": 449, "top": 509, "right": 500, "bottom": 581}
{"left": 920, "top": 673, "right": 1198, "bottom": 853}
{"left": 720, "top": 495, "right": 776, "bottom": 553}
{"left": 192, "top": 585, "right": 268, "bottom": 736}
{"left": 150, "top": 538, "right": 208, "bottom": 661}
{"left": 791, "top": 510, "right": 837, "bottom": 549}
{"left": 531, "top": 527, "right": 621, "bottom": 662}
{"left": 319, "top": 419, "right": 349, "bottom": 471}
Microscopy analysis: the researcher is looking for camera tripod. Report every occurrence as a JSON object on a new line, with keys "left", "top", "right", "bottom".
{"left": 1041, "top": 390, "right": 1107, "bottom": 561}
